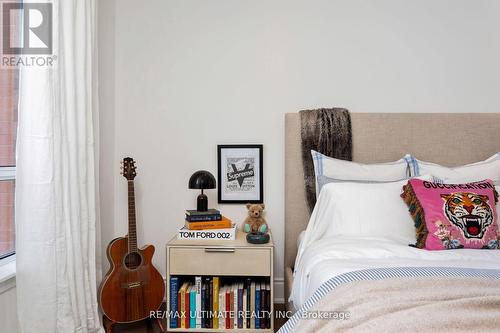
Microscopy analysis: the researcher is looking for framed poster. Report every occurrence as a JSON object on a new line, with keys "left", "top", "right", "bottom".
{"left": 217, "top": 144, "right": 263, "bottom": 204}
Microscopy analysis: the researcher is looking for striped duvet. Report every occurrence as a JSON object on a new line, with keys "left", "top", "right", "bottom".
{"left": 279, "top": 267, "right": 500, "bottom": 333}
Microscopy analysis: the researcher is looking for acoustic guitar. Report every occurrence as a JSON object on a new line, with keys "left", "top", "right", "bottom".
{"left": 99, "top": 157, "right": 165, "bottom": 330}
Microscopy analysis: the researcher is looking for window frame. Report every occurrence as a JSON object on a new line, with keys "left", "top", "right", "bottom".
{"left": 0, "top": 67, "right": 17, "bottom": 260}
{"left": 0, "top": 0, "right": 20, "bottom": 266}
{"left": 0, "top": 166, "right": 15, "bottom": 181}
{"left": 0, "top": 70, "right": 18, "bottom": 261}
{"left": 0, "top": 167, "right": 15, "bottom": 261}
{"left": 0, "top": 165, "right": 15, "bottom": 261}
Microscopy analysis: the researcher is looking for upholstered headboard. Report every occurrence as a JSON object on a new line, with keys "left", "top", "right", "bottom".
{"left": 284, "top": 113, "right": 500, "bottom": 300}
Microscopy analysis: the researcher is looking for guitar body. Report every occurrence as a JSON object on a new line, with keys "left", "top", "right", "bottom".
{"left": 99, "top": 157, "right": 165, "bottom": 329}
{"left": 100, "top": 236, "right": 165, "bottom": 323}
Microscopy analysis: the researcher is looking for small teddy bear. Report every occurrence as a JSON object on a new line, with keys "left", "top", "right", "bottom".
{"left": 243, "top": 203, "right": 268, "bottom": 233}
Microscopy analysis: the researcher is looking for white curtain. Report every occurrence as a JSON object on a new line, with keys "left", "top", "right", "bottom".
{"left": 15, "top": 0, "right": 103, "bottom": 332}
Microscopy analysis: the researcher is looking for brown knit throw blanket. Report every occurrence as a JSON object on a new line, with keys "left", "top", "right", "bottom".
{"left": 300, "top": 108, "right": 352, "bottom": 212}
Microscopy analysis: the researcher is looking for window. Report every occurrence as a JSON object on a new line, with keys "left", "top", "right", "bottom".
{"left": 0, "top": 68, "right": 18, "bottom": 260}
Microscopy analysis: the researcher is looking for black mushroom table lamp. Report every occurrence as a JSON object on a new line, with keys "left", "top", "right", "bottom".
{"left": 188, "top": 170, "right": 216, "bottom": 211}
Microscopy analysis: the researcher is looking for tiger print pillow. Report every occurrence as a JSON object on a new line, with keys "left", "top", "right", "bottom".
{"left": 401, "top": 178, "right": 500, "bottom": 250}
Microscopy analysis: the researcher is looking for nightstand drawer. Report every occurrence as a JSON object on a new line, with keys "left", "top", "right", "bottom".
{"left": 169, "top": 247, "right": 270, "bottom": 276}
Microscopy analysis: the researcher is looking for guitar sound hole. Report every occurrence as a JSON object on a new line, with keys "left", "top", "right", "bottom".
{"left": 124, "top": 252, "right": 142, "bottom": 269}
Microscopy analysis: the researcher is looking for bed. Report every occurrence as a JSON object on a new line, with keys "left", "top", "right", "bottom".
{"left": 282, "top": 113, "right": 500, "bottom": 332}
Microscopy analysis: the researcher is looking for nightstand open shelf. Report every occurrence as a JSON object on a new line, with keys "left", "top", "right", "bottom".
{"left": 166, "top": 230, "right": 274, "bottom": 333}
{"left": 168, "top": 329, "right": 272, "bottom": 333}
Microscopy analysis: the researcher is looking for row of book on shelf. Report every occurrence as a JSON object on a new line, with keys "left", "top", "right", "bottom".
{"left": 169, "top": 276, "right": 271, "bottom": 329}
{"left": 179, "top": 209, "right": 236, "bottom": 240}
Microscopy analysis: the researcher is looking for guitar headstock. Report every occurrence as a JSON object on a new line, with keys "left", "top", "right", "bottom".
{"left": 120, "top": 157, "right": 137, "bottom": 180}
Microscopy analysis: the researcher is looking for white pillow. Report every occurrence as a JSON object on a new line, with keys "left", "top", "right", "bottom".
{"left": 316, "top": 176, "right": 432, "bottom": 243}
{"left": 410, "top": 153, "right": 500, "bottom": 185}
{"left": 311, "top": 150, "right": 412, "bottom": 196}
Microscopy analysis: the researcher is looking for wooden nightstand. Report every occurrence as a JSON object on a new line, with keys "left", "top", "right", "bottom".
{"left": 166, "top": 230, "right": 274, "bottom": 332}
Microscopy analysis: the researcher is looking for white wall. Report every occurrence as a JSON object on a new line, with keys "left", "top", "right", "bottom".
{"left": 98, "top": 0, "right": 500, "bottom": 302}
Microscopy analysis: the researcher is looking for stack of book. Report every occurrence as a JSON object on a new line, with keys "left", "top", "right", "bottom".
{"left": 169, "top": 276, "right": 271, "bottom": 329}
{"left": 178, "top": 209, "right": 236, "bottom": 240}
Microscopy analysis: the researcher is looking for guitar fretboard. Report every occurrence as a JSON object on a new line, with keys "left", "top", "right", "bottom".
{"left": 127, "top": 180, "right": 138, "bottom": 253}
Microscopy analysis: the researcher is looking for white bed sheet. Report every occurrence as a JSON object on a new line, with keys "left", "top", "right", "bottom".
{"left": 290, "top": 235, "right": 500, "bottom": 310}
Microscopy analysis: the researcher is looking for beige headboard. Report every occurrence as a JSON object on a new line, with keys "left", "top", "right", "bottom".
{"left": 285, "top": 112, "right": 500, "bottom": 274}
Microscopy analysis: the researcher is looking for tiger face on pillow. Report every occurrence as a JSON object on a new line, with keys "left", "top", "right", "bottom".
{"left": 441, "top": 192, "right": 493, "bottom": 239}
{"left": 402, "top": 179, "right": 499, "bottom": 250}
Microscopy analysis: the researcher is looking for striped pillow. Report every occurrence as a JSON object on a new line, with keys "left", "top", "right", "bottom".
{"left": 406, "top": 153, "right": 500, "bottom": 185}
{"left": 312, "top": 150, "right": 412, "bottom": 197}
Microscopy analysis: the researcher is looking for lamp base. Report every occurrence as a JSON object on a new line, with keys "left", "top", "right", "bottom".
{"left": 197, "top": 193, "right": 208, "bottom": 211}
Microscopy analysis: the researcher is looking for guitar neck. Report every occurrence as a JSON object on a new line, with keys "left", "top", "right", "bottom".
{"left": 127, "top": 180, "right": 138, "bottom": 253}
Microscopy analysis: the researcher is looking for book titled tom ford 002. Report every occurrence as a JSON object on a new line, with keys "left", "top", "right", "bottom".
{"left": 177, "top": 224, "right": 236, "bottom": 240}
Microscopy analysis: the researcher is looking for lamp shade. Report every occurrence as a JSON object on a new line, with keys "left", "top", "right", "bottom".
{"left": 188, "top": 170, "right": 216, "bottom": 189}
